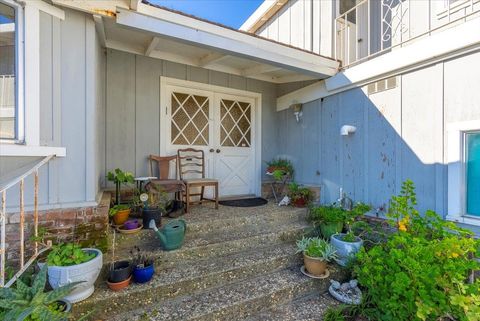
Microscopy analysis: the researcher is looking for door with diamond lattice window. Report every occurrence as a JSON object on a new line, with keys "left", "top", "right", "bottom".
{"left": 165, "top": 85, "right": 255, "bottom": 197}
{"left": 214, "top": 94, "right": 255, "bottom": 196}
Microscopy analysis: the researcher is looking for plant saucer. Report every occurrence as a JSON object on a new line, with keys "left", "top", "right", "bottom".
{"left": 300, "top": 265, "right": 330, "bottom": 279}
{"left": 116, "top": 224, "right": 143, "bottom": 234}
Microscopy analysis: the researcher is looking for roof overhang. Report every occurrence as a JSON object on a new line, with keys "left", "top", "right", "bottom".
{"left": 240, "top": 0, "right": 288, "bottom": 33}
{"left": 52, "top": 0, "right": 339, "bottom": 83}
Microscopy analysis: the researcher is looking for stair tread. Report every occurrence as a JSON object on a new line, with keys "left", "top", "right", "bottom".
{"left": 246, "top": 293, "right": 340, "bottom": 321}
{"left": 80, "top": 243, "right": 298, "bottom": 304}
{"left": 111, "top": 220, "right": 310, "bottom": 262}
{"left": 108, "top": 265, "right": 343, "bottom": 321}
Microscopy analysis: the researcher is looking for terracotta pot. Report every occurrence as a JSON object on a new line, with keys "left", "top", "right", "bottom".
{"left": 113, "top": 209, "right": 130, "bottom": 225}
{"left": 292, "top": 197, "right": 307, "bottom": 207}
{"left": 303, "top": 253, "right": 328, "bottom": 276}
{"left": 106, "top": 275, "right": 131, "bottom": 291}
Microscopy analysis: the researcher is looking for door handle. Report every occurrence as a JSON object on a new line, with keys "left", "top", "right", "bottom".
{"left": 209, "top": 148, "right": 215, "bottom": 153}
{"left": 216, "top": 149, "right": 221, "bottom": 153}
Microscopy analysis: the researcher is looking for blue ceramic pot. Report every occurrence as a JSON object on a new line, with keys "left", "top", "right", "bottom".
{"left": 132, "top": 264, "right": 154, "bottom": 283}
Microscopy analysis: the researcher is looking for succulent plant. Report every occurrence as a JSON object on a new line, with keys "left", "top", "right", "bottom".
{"left": 0, "top": 264, "right": 80, "bottom": 321}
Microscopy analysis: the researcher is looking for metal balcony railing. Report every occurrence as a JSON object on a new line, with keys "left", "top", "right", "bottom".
{"left": 0, "top": 155, "right": 54, "bottom": 287}
{"left": 335, "top": 0, "right": 480, "bottom": 68}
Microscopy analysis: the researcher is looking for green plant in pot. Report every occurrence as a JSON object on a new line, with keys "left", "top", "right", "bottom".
{"left": 296, "top": 237, "right": 337, "bottom": 277}
{"left": 134, "top": 183, "right": 170, "bottom": 229}
{"left": 109, "top": 204, "right": 131, "bottom": 226}
{"left": 106, "top": 168, "right": 134, "bottom": 205}
{"left": 288, "top": 182, "right": 314, "bottom": 207}
{"left": 265, "top": 158, "right": 294, "bottom": 181}
{"left": 0, "top": 264, "right": 79, "bottom": 321}
{"left": 45, "top": 243, "right": 102, "bottom": 303}
{"left": 330, "top": 203, "right": 372, "bottom": 266}
{"left": 308, "top": 205, "right": 346, "bottom": 239}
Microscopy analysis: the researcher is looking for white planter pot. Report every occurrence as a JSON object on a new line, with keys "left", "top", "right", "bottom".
{"left": 47, "top": 248, "right": 103, "bottom": 303}
{"left": 330, "top": 233, "right": 363, "bottom": 266}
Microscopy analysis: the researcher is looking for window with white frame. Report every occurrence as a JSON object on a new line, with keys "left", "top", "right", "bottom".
{"left": 0, "top": 1, "right": 16, "bottom": 140}
{"left": 447, "top": 121, "right": 480, "bottom": 225}
{"left": 465, "top": 132, "right": 480, "bottom": 217}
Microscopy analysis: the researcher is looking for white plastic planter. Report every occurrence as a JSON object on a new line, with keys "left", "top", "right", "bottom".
{"left": 330, "top": 233, "right": 363, "bottom": 266}
{"left": 47, "top": 248, "right": 103, "bottom": 303}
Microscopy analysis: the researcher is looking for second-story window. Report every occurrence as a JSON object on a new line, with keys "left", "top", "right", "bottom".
{"left": 0, "top": 1, "right": 16, "bottom": 140}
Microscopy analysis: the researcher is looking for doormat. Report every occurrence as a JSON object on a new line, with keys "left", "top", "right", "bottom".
{"left": 219, "top": 197, "right": 268, "bottom": 207}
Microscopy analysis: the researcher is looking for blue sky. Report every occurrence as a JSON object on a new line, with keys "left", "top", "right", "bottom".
{"left": 150, "top": 0, "right": 264, "bottom": 29}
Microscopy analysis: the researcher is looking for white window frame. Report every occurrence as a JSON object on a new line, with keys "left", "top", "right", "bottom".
{"left": 0, "top": 0, "right": 66, "bottom": 157}
{"left": 0, "top": 0, "right": 24, "bottom": 143}
{"left": 447, "top": 120, "right": 480, "bottom": 226}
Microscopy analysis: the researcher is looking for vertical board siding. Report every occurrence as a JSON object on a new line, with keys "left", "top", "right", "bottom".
{"left": 105, "top": 50, "right": 278, "bottom": 181}
{"left": 275, "top": 51, "right": 480, "bottom": 214}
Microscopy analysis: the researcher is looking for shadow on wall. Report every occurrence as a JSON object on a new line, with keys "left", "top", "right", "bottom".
{"left": 274, "top": 75, "right": 449, "bottom": 219}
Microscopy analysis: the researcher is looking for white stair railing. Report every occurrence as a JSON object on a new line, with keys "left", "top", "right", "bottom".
{"left": 0, "top": 155, "right": 55, "bottom": 287}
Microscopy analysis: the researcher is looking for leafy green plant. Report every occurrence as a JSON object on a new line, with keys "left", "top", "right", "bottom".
{"left": 355, "top": 180, "right": 480, "bottom": 321}
{"left": 108, "top": 204, "right": 130, "bottom": 217}
{"left": 288, "top": 182, "right": 314, "bottom": 205}
{"left": 0, "top": 264, "right": 79, "bottom": 321}
{"left": 47, "top": 243, "right": 95, "bottom": 267}
{"left": 296, "top": 237, "right": 338, "bottom": 262}
{"left": 106, "top": 168, "right": 135, "bottom": 205}
{"left": 308, "top": 205, "right": 346, "bottom": 224}
{"left": 265, "top": 158, "right": 294, "bottom": 181}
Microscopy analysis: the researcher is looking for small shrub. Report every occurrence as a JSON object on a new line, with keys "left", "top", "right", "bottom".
{"left": 355, "top": 180, "right": 480, "bottom": 321}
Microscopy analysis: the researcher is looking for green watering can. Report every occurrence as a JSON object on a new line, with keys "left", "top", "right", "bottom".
{"left": 149, "top": 219, "right": 186, "bottom": 251}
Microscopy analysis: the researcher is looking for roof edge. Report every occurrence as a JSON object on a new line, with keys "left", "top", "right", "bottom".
{"left": 239, "top": 0, "right": 288, "bottom": 33}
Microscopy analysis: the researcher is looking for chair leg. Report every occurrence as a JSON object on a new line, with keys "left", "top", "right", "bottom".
{"left": 185, "top": 184, "right": 190, "bottom": 213}
{"left": 214, "top": 182, "right": 219, "bottom": 210}
{"left": 200, "top": 186, "right": 205, "bottom": 204}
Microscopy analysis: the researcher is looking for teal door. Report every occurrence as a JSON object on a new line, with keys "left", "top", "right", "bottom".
{"left": 466, "top": 132, "right": 480, "bottom": 216}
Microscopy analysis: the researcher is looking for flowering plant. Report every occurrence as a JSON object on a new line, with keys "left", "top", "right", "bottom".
{"left": 355, "top": 180, "right": 480, "bottom": 321}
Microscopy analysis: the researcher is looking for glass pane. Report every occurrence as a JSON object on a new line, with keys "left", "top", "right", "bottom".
{"left": 220, "top": 99, "right": 251, "bottom": 147}
{"left": 171, "top": 92, "right": 209, "bottom": 146}
{"left": 0, "top": 2, "right": 15, "bottom": 139}
{"left": 466, "top": 132, "right": 480, "bottom": 216}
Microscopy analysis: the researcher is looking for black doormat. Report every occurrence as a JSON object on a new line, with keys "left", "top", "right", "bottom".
{"left": 219, "top": 197, "right": 268, "bottom": 207}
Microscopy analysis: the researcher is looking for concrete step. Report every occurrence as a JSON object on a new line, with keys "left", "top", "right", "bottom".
{"left": 73, "top": 243, "right": 300, "bottom": 319}
{"left": 110, "top": 220, "right": 310, "bottom": 269}
{"left": 106, "top": 265, "right": 346, "bottom": 321}
{"left": 246, "top": 293, "right": 341, "bottom": 321}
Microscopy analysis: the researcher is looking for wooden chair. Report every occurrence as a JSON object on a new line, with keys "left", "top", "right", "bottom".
{"left": 177, "top": 148, "right": 219, "bottom": 213}
{"left": 148, "top": 155, "right": 185, "bottom": 201}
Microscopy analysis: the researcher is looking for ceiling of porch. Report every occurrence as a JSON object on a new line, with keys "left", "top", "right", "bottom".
{"left": 53, "top": 0, "right": 340, "bottom": 84}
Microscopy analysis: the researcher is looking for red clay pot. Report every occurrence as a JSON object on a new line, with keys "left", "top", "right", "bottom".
{"left": 106, "top": 275, "right": 131, "bottom": 291}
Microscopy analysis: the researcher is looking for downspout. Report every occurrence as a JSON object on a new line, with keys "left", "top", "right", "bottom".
{"left": 310, "top": 0, "right": 314, "bottom": 52}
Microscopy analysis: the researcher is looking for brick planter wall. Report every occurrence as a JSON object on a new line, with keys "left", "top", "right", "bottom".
{"left": 5, "top": 192, "right": 111, "bottom": 263}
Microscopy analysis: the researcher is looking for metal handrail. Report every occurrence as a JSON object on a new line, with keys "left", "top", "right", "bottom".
{"left": 0, "top": 155, "right": 55, "bottom": 287}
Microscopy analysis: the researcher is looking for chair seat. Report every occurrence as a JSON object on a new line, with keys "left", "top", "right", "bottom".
{"left": 183, "top": 178, "right": 218, "bottom": 185}
{"left": 149, "top": 179, "right": 185, "bottom": 193}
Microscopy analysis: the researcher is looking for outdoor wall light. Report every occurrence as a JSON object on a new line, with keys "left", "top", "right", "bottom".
{"left": 290, "top": 103, "right": 303, "bottom": 122}
{"left": 340, "top": 125, "right": 357, "bottom": 136}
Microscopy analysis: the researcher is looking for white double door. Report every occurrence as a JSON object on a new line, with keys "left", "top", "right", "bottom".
{"left": 164, "top": 84, "right": 256, "bottom": 197}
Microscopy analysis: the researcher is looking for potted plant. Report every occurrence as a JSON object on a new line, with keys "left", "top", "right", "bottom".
{"left": 296, "top": 237, "right": 337, "bottom": 277}
{"left": 265, "top": 158, "right": 294, "bottom": 181}
{"left": 106, "top": 168, "right": 135, "bottom": 205}
{"left": 106, "top": 230, "right": 132, "bottom": 291}
{"left": 133, "top": 183, "right": 170, "bottom": 228}
{"left": 0, "top": 264, "right": 78, "bottom": 321}
{"left": 308, "top": 205, "right": 346, "bottom": 239}
{"left": 130, "top": 246, "right": 155, "bottom": 283}
{"left": 330, "top": 203, "right": 371, "bottom": 266}
{"left": 46, "top": 243, "right": 102, "bottom": 303}
{"left": 109, "top": 204, "right": 131, "bottom": 225}
{"left": 288, "top": 182, "right": 314, "bottom": 207}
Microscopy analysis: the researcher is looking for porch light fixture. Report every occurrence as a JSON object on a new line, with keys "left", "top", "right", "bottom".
{"left": 290, "top": 103, "right": 303, "bottom": 122}
{"left": 340, "top": 125, "right": 357, "bottom": 136}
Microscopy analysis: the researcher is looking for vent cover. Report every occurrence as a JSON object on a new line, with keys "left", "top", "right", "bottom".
{"left": 367, "top": 76, "right": 397, "bottom": 95}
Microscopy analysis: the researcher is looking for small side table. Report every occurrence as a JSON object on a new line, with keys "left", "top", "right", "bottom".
{"left": 266, "top": 173, "right": 291, "bottom": 203}
{"left": 134, "top": 176, "right": 157, "bottom": 192}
